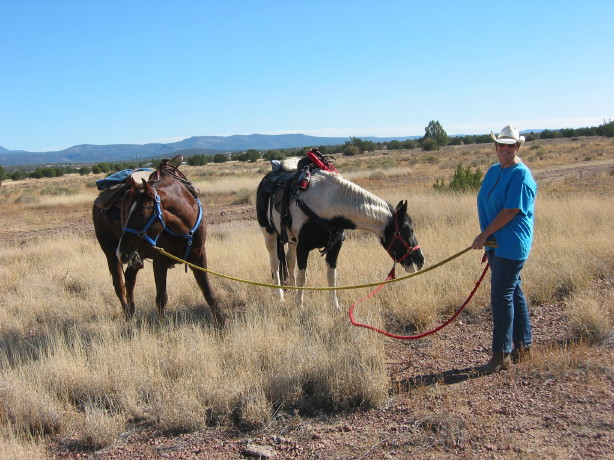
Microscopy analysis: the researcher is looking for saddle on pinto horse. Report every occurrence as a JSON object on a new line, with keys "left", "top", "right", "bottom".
{"left": 261, "top": 149, "right": 343, "bottom": 252}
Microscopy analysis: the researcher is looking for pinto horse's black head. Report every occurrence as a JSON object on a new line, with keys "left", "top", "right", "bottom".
{"left": 381, "top": 200, "right": 425, "bottom": 272}
{"left": 116, "top": 180, "right": 163, "bottom": 268}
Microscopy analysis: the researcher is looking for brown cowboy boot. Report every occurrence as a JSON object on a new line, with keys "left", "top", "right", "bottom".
{"left": 477, "top": 352, "right": 511, "bottom": 375}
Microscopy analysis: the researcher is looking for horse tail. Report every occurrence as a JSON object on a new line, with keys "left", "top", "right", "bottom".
{"left": 277, "top": 236, "right": 288, "bottom": 286}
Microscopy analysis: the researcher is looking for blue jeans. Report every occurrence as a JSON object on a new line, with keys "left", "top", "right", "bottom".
{"left": 487, "top": 253, "right": 532, "bottom": 353}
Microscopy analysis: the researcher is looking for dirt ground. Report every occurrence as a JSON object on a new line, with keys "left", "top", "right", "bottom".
{"left": 3, "top": 157, "right": 614, "bottom": 459}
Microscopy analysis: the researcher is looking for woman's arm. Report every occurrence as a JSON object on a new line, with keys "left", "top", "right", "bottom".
{"left": 471, "top": 208, "right": 520, "bottom": 249}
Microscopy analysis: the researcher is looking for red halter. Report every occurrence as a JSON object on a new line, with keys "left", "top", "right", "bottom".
{"left": 385, "top": 208, "right": 420, "bottom": 263}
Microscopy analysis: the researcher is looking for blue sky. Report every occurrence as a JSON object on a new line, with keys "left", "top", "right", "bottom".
{"left": 1, "top": 1, "right": 613, "bottom": 152}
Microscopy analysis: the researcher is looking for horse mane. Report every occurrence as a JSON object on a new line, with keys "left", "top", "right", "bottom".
{"left": 315, "top": 171, "right": 392, "bottom": 220}
{"left": 151, "top": 157, "right": 200, "bottom": 198}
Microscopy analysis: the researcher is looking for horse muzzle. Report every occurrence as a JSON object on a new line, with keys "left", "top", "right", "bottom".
{"left": 118, "top": 249, "right": 144, "bottom": 270}
{"left": 401, "top": 249, "right": 425, "bottom": 273}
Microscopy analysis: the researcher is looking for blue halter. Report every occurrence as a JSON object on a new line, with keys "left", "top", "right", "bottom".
{"left": 123, "top": 187, "right": 203, "bottom": 263}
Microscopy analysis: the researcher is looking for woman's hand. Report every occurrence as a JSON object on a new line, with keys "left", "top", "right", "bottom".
{"left": 472, "top": 233, "right": 488, "bottom": 250}
{"left": 472, "top": 208, "right": 520, "bottom": 250}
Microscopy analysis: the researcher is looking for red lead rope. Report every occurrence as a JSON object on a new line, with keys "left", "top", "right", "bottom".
{"left": 348, "top": 262, "right": 490, "bottom": 340}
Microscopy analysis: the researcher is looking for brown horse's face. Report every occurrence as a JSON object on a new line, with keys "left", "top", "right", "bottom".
{"left": 116, "top": 181, "right": 162, "bottom": 268}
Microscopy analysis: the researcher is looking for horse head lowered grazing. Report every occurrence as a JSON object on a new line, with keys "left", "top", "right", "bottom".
{"left": 256, "top": 159, "right": 425, "bottom": 310}
{"left": 92, "top": 158, "right": 225, "bottom": 326}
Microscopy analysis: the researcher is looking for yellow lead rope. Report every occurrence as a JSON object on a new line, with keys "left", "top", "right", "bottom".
{"left": 153, "top": 243, "right": 495, "bottom": 291}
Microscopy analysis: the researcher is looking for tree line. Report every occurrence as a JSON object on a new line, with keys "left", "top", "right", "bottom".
{"left": 0, "top": 161, "right": 146, "bottom": 183}
{"left": 1, "top": 120, "right": 612, "bottom": 185}
{"left": 195, "top": 119, "right": 614, "bottom": 164}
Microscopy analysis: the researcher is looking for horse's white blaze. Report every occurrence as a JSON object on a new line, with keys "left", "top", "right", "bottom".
{"left": 116, "top": 200, "right": 139, "bottom": 262}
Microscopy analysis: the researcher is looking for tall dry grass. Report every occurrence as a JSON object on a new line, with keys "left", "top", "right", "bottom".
{"left": 2, "top": 189, "right": 613, "bottom": 452}
{"left": 1, "top": 139, "right": 614, "bottom": 454}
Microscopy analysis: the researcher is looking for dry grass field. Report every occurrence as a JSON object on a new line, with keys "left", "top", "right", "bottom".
{"left": 1, "top": 137, "right": 613, "bottom": 459}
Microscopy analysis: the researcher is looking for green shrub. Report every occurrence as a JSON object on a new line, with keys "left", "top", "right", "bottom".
{"left": 433, "top": 163, "right": 483, "bottom": 193}
{"left": 421, "top": 138, "right": 438, "bottom": 151}
{"left": 343, "top": 145, "right": 361, "bottom": 156}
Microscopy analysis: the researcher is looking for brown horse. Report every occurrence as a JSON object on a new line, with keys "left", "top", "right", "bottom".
{"left": 92, "top": 159, "right": 225, "bottom": 326}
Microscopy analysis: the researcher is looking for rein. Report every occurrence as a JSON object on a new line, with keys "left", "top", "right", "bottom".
{"left": 348, "top": 261, "right": 490, "bottom": 340}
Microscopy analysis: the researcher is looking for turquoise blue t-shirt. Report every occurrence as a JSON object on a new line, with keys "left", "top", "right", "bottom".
{"left": 477, "top": 162, "right": 537, "bottom": 261}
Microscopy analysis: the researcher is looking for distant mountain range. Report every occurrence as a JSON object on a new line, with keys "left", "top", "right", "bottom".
{"left": 0, "top": 133, "right": 419, "bottom": 167}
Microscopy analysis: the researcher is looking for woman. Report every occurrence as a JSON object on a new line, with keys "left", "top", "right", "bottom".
{"left": 471, "top": 125, "right": 538, "bottom": 374}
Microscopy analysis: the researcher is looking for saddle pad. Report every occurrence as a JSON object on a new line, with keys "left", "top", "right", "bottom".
{"left": 96, "top": 168, "right": 153, "bottom": 190}
{"left": 130, "top": 170, "right": 153, "bottom": 186}
{"left": 281, "top": 157, "right": 300, "bottom": 171}
{"left": 94, "top": 183, "right": 128, "bottom": 210}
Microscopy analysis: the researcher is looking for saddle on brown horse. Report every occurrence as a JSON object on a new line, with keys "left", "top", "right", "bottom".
{"left": 94, "top": 155, "right": 198, "bottom": 215}
{"left": 94, "top": 169, "right": 154, "bottom": 211}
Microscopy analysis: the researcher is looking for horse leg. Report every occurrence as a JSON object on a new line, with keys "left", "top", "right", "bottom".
{"left": 294, "top": 244, "right": 309, "bottom": 308}
{"left": 261, "top": 228, "right": 285, "bottom": 301}
{"left": 105, "top": 256, "right": 131, "bottom": 319}
{"left": 190, "top": 257, "right": 226, "bottom": 327}
{"left": 123, "top": 265, "right": 139, "bottom": 320}
{"left": 152, "top": 260, "right": 169, "bottom": 322}
{"left": 286, "top": 243, "right": 297, "bottom": 287}
{"left": 324, "top": 241, "right": 343, "bottom": 311}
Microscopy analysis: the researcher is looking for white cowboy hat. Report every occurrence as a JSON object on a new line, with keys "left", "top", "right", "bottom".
{"left": 491, "top": 125, "right": 525, "bottom": 145}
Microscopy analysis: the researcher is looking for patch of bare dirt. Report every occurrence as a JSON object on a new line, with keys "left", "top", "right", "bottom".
{"left": 0, "top": 203, "right": 255, "bottom": 245}
{"left": 204, "top": 203, "right": 256, "bottom": 226}
{"left": 531, "top": 157, "right": 614, "bottom": 183}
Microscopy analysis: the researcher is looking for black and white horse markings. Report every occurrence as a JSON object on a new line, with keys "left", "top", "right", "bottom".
{"left": 256, "top": 160, "right": 425, "bottom": 309}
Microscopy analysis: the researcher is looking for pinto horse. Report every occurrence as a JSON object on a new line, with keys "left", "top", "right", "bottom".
{"left": 92, "top": 159, "right": 225, "bottom": 325}
{"left": 256, "top": 159, "right": 425, "bottom": 309}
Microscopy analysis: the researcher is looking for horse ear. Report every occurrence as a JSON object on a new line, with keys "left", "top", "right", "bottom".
{"left": 129, "top": 176, "right": 140, "bottom": 188}
{"left": 395, "top": 200, "right": 408, "bottom": 215}
{"left": 142, "top": 179, "right": 153, "bottom": 197}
